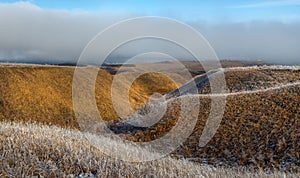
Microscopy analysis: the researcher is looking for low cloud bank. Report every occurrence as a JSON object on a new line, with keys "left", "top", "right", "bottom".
{"left": 195, "top": 21, "right": 300, "bottom": 64}
{"left": 0, "top": 2, "right": 299, "bottom": 65}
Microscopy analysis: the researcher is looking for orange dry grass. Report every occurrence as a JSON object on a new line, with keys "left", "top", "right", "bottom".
{"left": 0, "top": 66, "right": 77, "bottom": 128}
{"left": 129, "top": 72, "right": 178, "bottom": 109}
{"left": 0, "top": 65, "right": 177, "bottom": 127}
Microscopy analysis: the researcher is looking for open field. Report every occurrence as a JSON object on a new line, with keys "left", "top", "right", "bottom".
{"left": 0, "top": 62, "right": 299, "bottom": 177}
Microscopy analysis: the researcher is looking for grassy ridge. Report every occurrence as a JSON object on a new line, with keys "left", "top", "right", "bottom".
{"left": 0, "top": 65, "right": 177, "bottom": 128}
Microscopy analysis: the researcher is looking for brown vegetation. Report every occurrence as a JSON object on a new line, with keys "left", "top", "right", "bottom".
{"left": 0, "top": 64, "right": 299, "bottom": 176}
{"left": 1, "top": 122, "right": 298, "bottom": 177}
{"left": 0, "top": 65, "right": 177, "bottom": 127}
{"left": 111, "top": 85, "right": 300, "bottom": 171}
{"left": 196, "top": 68, "right": 300, "bottom": 94}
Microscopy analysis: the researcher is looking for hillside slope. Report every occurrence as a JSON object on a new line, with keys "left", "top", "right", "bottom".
{"left": 1, "top": 121, "right": 297, "bottom": 177}
{"left": 0, "top": 64, "right": 177, "bottom": 128}
{"left": 0, "top": 64, "right": 299, "bottom": 172}
{"left": 109, "top": 66, "right": 300, "bottom": 171}
{"left": 111, "top": 84, "right": 300, "bottom": 171}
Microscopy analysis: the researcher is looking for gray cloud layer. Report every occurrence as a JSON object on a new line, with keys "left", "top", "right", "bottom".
{"left": 195, "top": 21, "right": 300, "bottom": 64}
{"left": 0, "top": 2, "right": 299, "bottom": 64}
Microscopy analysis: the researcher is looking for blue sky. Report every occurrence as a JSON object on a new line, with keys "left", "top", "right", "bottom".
{"left": 1, "top": 0, "right": 300, "bottom": 22}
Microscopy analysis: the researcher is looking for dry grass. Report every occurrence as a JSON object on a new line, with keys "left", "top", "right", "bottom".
{"left": 129, "top": 72, "right": 179, "bottom": 109}
{"left": 112, "top": 85, "right": 300, "bottom": 172}
{"left": 0, "top": 121, "right": 298, "bottom": 177}
{"left": 196, "top": 68, "right": 300, "bottom": 94}
{"left": 0, "top": 65, "right": 177, "bottom": 126}
{"left": 109, "top": 67, "right": 300, "bottom": 172}
{"left": 0, "top": 64, "right": 300, "bottom": 177}
{"left": 110, "top": 60, "right": 254, "bottom": 78}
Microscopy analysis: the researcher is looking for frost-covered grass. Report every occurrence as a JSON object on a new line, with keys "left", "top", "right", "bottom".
{"left": 1, "top": 121, "right": 298, "bottom": 177}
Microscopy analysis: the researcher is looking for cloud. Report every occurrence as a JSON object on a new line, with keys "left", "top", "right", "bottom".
{"left": 0, "top": 2, "right": 134, "bottom": 63}
{"left": 0, "top": 2, "right": 299, "bottom": 65}
{"left": 192, "top": 21, "right": 300, "bottom": 64}
{"left": 229, "top": 0, "right": 300, "bottom": 9}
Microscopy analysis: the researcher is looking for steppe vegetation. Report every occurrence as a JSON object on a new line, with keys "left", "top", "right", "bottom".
{"left": 115, "top": 85, "right": 300, "bottom": 171}
{"left": 0, "top": 64, "right": 177, "bottom": 126}
{"left": 1, "top": 122, "right": 299, "bottom": 177}
{"left": 0, "top": 63, "right": 299, "bottom": 177}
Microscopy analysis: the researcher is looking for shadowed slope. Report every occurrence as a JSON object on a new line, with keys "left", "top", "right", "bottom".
{"left": 166, "top": 66, "right": 300, "bottom": 98}
{"left": 111, "top": 84, "right": 300, "bottom": 171}
{"left": 109, "top": 66, "right": 300, "bottom": 171}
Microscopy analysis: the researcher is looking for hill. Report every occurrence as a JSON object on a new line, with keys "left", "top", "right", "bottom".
{"left": 109, "top": 66, "right": 300, "bottom": 171}
{"left": 0, "top": 64, "right": 178, "bottom": 127}
{"left": 1, "top": 121, "right": 297, "bottom": 177}
{"left": 113, "top": 85, "right": 300, "bottom": 170}
{"left": 0, "top": 63, "right": 300, "bottom": 176}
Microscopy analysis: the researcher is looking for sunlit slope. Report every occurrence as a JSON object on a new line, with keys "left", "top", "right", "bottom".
{"left": 0, "top": 65, "right": 177, "bottom": 127}
{"left": 128, "top": 72, "right": 182, "bottom": 109}
{"left": 0, "top": 66, "right": 78, "bottom": 127}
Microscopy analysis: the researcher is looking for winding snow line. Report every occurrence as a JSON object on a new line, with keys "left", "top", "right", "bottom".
{"left": 164, "top": 65, "right": 300, "bottom": 104}
{"left": 222, "top": 65, "right": 300, "bottom": 72}
{"left": 163, "top": 81, "right": 300, "bottom": 107}
{"left": 204, "top": 81, "right": 300, "bottom": 97}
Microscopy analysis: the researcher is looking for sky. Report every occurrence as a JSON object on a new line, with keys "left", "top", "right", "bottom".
{"left": 0, "top": 0, "right": 300, "bottom": 64}
{"left": 3, "top": 0, "right": 300, "bottom": 22}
